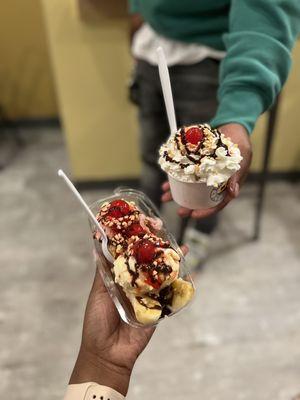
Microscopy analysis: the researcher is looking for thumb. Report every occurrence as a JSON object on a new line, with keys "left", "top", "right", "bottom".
{"left": 92, "top": 250, "right": 111, "bottom": 294}
{"left": 227, "top": 174, "right": 240, "bottom": 199}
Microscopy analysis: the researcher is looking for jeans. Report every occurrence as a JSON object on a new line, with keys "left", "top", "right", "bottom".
{"left": 133, "top": 59, "right": 220, "bottom": 234}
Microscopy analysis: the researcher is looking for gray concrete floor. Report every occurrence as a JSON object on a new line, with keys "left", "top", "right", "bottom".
{"left": 0, "top": 129, "right": 299, "bottom": 400}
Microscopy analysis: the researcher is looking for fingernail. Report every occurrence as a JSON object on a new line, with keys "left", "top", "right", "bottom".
{"left": 234, "top": 183, "right": 240, "bottom": 197}
{"left": 229, "top": 181, "right": 235, "bottom": 193}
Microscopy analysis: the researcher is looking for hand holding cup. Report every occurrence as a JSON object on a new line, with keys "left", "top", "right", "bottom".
{"left": 161, "top": 123, "right": 252, "bottom": 219}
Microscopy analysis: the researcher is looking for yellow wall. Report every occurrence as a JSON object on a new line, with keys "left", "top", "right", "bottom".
{"left": 251, "top": 45, "right": 300, "bottom": 172}
{"left": 42, "top": 0, "right": 300, "bottom": 179}
{"left": 42, "top": 0, "right": 140, "bottom": 180}
{"left": 0, "top": 0, "right": 57, "bottom": 118}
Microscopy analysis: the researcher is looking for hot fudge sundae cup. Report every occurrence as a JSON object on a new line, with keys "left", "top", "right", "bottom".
{"left": 159, "top": 124, "right": 243, "bottom": 209}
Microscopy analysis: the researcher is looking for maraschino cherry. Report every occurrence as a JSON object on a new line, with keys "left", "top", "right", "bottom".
{"left": 126, "top": 223, "right": 145, "bottom": 238}
{"left": 133, "top": 239, "right": 156, "bottom": 264}
{"left": 108, "top": 199, "right": 131, "bottom": 218}
{"left": 145, "top": 275, "right": 161, "bottom": 290}
{"left": 185, "top": 126, "right": 204, "bottom": 145}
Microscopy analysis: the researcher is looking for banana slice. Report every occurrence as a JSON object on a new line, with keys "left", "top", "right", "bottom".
{"left": 129, "top": 295, "right": 162, "bottom": 325}
{"left": 171, "top": 278, "right": 194, "bottom": 312}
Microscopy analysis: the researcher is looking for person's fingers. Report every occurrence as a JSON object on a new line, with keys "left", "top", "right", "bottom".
{"left": 180, "top": 244, "right": 189, "bottom": 255}
{"left": 178, "top": 207, "right": 192, "bottom": 217}
{"left": 161, "top": 191, "right": 173, "bottom": 202}
{"left": 86, "top": 254, "right": 106, "bottom": 304}
{"left": 92, "top": 266, "right": 108, "bottom": 295}
{"left": 161, "top": 181, "right": 170, "bottom": 192}
{"left": 190, "top": 207, "right": 219, "bottom": 219}
{"left": 233, "top": 182, "right": 240, "bottom": 198}
{"left": 190, "top": 193, "right": 232, "bottom": 219}
{"left": 227, "top": 174, "right": 240, "bottom": 199}
{"left": 84, "top": 267, "right": 113, "bottom": 325}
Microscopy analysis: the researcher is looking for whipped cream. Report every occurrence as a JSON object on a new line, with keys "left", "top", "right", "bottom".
{"left": 159, "top": 124, "right": 243, "bottom": 187}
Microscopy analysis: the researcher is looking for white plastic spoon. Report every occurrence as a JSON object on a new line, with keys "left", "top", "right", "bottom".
{"left": 156, "top": 46, "right": 178, "bottom": 135}
{"left": 57, "top": 169, "right": 114, "bottom": 264}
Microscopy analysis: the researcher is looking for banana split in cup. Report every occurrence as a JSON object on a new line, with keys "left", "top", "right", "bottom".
{"left": 159, "top": 124, "right": 243, "bottom": 209}
{"left": 91, "top": 189, "right": 195, "bottom": 327}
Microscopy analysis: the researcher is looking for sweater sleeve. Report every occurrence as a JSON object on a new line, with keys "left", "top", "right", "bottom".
{"left": 128, "top": 0, "right": 140, "bottom": 14}
{"left": 210, "top": 0, "right": 300, "bottom": 133}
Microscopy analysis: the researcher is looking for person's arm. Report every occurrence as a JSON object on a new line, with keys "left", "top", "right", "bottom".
{"left": 129, "top": 14, "right": 144, "bottom": 44}
{"left": 67, "top": 266, "right": 154, "bottom": 397}
{"left": 210, "top": 0, "right": 300, "bottom": 134}
{"left": 163, "top": 1, "right": 299, "bottom": 218}
{"left": 128, "top": 0, "right": 139, "bottom": 14}
{"left": 65, "top": 246, "right": 189, "bottom": 398}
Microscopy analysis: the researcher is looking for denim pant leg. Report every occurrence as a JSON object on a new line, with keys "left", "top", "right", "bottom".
{"left": 136, "top": 61, "right": 169, "bottom": 209}
{"left": 170, "top": 59, "right": 219, "bottom": 126}
{"left": 170, "top": 59, "right": 220, "bottom": 234}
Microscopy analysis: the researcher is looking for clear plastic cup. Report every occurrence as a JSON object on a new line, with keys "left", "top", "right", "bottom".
{"left": 168, "top": 174, "right": 227, "bottom": 209}
{"left": 89, "top": 188, "right": 195, "bottom": 328}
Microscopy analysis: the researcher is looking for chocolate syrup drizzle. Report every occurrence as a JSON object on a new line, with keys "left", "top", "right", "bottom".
{"left": 125, "top": 256, "right": 139, "bottom": 287}
{"left": 215, "top": 135, "right": 229, "bottom": 155}
{"left": 164, "top": 125, "right": 229, "bottom": 167}
{"left": 136, "top": 296, "right": 162, "bottom": 310}
{"left": 163, "top": 151, "right": 188, "bottom": 169}
{"left": 125, "top": 246, "right": 177, "bottom": 314}
{"left": 144, "top": 284, "right": 174, "bottom": 316}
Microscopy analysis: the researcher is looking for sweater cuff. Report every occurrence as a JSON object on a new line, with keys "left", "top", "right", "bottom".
{"left": 128, "top": 0, "right": 140, "bottom": 14}
{"left": 64, "top": 383, "right": 124, "bottom": 400}
{"left": 210, "top": 88, "right": 266, "bottom": 134}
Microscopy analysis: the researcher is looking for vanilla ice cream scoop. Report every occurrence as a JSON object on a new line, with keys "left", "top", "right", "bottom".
{"left": 113, "top": 239, "right": 180, "bottom": 296}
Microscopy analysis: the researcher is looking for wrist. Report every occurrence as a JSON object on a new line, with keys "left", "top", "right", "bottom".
{"left": 218, "top": 123, "right": 252, "bottom": 151}
{"left": 218, "top": 123, "right": 248, "bottom": 136}
{"left": 129, "top": 14, "right": 143, "bottom": 43}
{"left": 70, "top": 348, "right": 132, "bottom": 396}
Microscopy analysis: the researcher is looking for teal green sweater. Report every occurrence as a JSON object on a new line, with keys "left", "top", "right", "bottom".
{"left": 129, "top": 0, "right": 300, "bottom": 133}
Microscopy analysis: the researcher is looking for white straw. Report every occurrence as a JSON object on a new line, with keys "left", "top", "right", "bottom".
{"left": 57, "top": 169, "right": 105, "bottom": 237}
{"left": 156, "top": 47, "right": 177, "bottom": 135}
